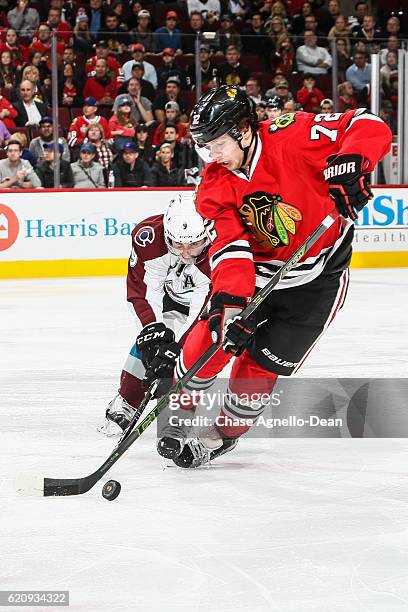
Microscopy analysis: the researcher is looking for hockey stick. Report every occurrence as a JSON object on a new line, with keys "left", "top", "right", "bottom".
{"left": 16, "top": 209, "right": 338, "bottom": 497}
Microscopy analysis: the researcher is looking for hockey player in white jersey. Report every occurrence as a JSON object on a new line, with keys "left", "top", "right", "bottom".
{"left": 99, "top": 193, "right": 211, "bottom": 436}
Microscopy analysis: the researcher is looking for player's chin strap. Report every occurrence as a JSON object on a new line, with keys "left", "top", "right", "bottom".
{"left": 238, "top": 129, "right": 256, "bottom": 172}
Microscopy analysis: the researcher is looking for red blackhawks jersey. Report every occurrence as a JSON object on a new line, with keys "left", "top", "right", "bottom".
{"left": 195, "top": 108, "right": 392, "bottom": 298}
{"left": 85, "top": 55, "right": 124, "bottom": 83}
{"left": 127, "top": 215, "right": 211, "bottom": 342}
{"left": 67, "top": 114, "right": 110, "bottom": 146}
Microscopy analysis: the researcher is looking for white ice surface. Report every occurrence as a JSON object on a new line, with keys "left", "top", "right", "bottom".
{"left": 1, "top": 269, "right": 408, "bottom": 612}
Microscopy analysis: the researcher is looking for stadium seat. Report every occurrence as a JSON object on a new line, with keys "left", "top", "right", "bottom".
{"left": 58, "top": 108, "right": 72, "bottom": 131}
{"left": 70, "top": 107, "right": 83, "bottom": 120}
{"left": 9, "top": 127, "right": 30, "bottom": 142}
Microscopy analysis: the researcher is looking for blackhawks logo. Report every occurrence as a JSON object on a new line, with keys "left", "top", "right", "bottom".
{"left": 269, "top": 113, "right": 296, "bottom": 133}
{"left": 239, "top": 192, "right": 302, "bottom": 249}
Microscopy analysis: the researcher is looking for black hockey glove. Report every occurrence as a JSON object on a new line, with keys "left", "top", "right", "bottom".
{"left": 142, "top": 341, "right": 181, "bottom": 398}
{"left": 324, "top": 153, "right": 373, "bottom": 221}
{"left": 136, "top": 322, "right": 175, "bottom": 368}
{"left": 202, "top": 292, "right": 256, "bottom": 356}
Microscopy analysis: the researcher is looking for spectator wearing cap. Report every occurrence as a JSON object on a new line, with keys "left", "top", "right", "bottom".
{"left": 71, "top": 142, "right": 105, "bottom": 189}
{"left": 67, "top": 97, "right": 110, "bottom": 148}
{"left": 265, "top": 96, "right": 284, "bottom": 121}
{"left": 108, "top": 98, "right": 138, "bottom": 149}
{"left": 136, "top": 124, "right": 155, "bottom": 166}
{"left": 296, "top": 73, "right": 325, "bottom": 113}
{"left": 152, "top": 101, "right": 188, "bottom": 146}
{"left": 118, "top": 63, "right": 156, "bottom": 102}
{"left": 73, "top": 12, "right": 94, "bottom": 55}
{"left": 36, "top": 142, "right": 74, "bottom": 188}
{"left": 152, "top": 76, "right": 188, "bottom": 124}
{"left": 154, "top": 11, "right": 182, "bottom": 55}
{"left": 113, "top": 79, "right": 154, "bottom": 126}
{"left": 85, "top": 40, "right": 124, "bottom": 85}
{"left": 320, "top": 98, "right": 334, "bottom": 114}
{"left": 129, "top": 9, "right": 155, "bottom": 53}
{"left": 151, "top": 141, "right": 185, "bottom": 188}
{"left": 214, "top": 15, "right": 242, "bottom": 55}
{"left": 111, "top": 141, "right": 152, "bottom": 188}
{"left": 157, "top": 48, "right": 187, "bottom": 90}
{"left": 295, "top": 30, "right": 332, "bottom": 75}
{"left": 186, "top": 44, "right": 218, "bottom": 90}
{"left": 97, "top": 11, "right": 130, "bottom": 54}
{"left": 0, "top": 139, "right": 41, "bottom": 189}
{"left": 7, "top": 0, "right": 40, "bottom": 38}
{"left": 122, "top": 43, "right": 157, "bottom": 87}
{"left": 84, "top": 122, "right": 113, "bottom": 184}
{"left": 182, "top": 11, "right": 204, "bottom": 55}
{"left": 29, "top": 116, "right": 70, "bottom": 163}
{"left": 265, "top": 75, "right": 293, "bottom": 100}
{"left": 83, "top": 57, "right": 119, "bottom": 106}
{"left": 13, "top": 79, "right": 48, "bottom": 127}
{"left": 187, "top": 0, "right": 221, "bottom": 21}
{"left": 217, "top": 45, "right": 250, "bottom": 87}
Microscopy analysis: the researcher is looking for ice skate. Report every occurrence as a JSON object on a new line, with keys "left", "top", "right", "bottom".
{"left": 97, "top": 394, "right": 137, "bottom": 437}
{"left": 172, "top": 424, "right": 238, "bottom": 469}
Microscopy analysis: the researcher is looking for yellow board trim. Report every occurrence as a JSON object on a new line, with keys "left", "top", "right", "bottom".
{"left": 0, "top": 259, "right": 128, "bottom": 279}
{"left": 1, "top": 253, "right": 408, "bottom": 279}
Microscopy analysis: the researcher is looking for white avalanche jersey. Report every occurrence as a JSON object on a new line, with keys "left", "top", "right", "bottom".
{"left": 126, "top": 214, "right": 211, "bottom": 342}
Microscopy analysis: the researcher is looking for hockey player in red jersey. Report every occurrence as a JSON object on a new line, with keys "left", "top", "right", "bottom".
{"left": 148, "top": 85, "right": 392, "bottom": 468}
{"left": 98, "top": 193, "right": 211, "bottom": 436}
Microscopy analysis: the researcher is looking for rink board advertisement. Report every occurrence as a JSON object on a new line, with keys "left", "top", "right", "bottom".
{"left": 0, "top": 186, "right": 407, "bottom": 278}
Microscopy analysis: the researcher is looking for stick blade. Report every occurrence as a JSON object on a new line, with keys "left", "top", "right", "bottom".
{"left": 15, "top": 473, "right": 45, "bottom": 497}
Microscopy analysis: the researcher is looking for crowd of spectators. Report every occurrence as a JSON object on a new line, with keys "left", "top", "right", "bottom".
{"left": 0, "top": 0, "right": 405, "bottom": 189}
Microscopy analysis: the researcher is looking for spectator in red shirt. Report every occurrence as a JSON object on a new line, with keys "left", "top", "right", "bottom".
{"left": 0, "top": 29, "right": 28, "bottom": 70}
{"left": 59, "top": 61, "right": 83, "bottom": 107}
{"left": 296, "top": 73, "right": 325, "bottom": 113}
{"left": 47, "top": 7, "right": 73, "bottom": 45}
{"left": 30, "top": 23, "right": 65, "bottom": 68}
{"left": 85, "top": 40, "right": 124, "bottom": 84}
{"left": 67, "top": 97, "right": 110, "bottom": 147}
{"left": 108, "top": 97, "right": 137, "bottom": 148}
{"left": 0, "top": 93, "right": 18, "bottom": 129}
{"left": 83, "top": 57, "right": 119, "bottom": 106}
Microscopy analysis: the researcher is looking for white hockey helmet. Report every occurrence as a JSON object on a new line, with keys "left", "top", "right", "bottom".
{"left": 164, "top": 193, "right": 208, "bottom": 260}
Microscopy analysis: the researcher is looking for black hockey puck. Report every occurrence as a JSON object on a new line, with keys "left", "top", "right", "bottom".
{"left": 102, "top": 480, "right": 121, "bottom": 501}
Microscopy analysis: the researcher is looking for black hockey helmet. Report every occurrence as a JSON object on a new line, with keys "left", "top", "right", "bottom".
{"left": 190, "top": 85, "right": 258, "bottom": 146}
{"left": 266, "top": 95, "right": 284, "bottom": 110}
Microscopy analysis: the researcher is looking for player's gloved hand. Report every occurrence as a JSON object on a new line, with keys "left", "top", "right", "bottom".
{"left": 142, "top": 341, "right": 181, "bottom": 398}
{"left": 202, "top": 292, "right": 255, "bottom": 355}
{"left": 136, "top": 322, "right": 175, "bottom": 368}
{"left": 324, "top": 153, "right": 373, "bottom": 221}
